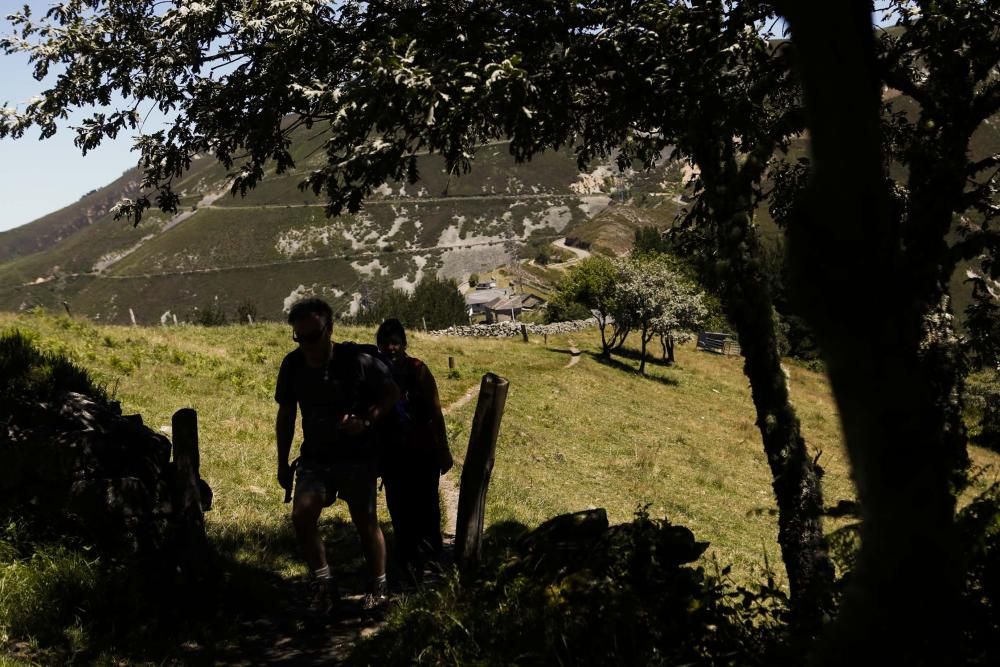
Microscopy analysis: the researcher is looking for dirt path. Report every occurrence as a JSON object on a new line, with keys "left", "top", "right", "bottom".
{"left": 565, "top": 343, "right": 582, "bottom": 368}
{"left": 438, "top": 341, "right": 582, "bottom": 534}
{"left": 438, "top": 383, "right": 482, "bottom": 538}
{"left": 549, "top": 238, "right": 591, "bottom": 266}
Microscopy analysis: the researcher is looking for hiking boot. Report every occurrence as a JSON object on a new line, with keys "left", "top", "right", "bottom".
{"left": 361, "top": 578, "right": 389, "bottom": 618}
{"left": 307, "top": 577, "right": 338, "bottom": 615}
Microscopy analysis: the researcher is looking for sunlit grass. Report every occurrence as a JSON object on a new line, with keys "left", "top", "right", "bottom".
{"left": 2, "top": 310, "right": 998, "bottom": 591}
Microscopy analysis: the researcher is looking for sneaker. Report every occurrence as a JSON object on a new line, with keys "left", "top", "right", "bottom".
{"left": 307, "top": 577, "right": 337, "bottom": 615}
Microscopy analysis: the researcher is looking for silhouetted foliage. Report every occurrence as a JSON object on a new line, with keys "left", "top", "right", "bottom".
{"left": 353, "top": 509, "right": 789, "bottom": 666}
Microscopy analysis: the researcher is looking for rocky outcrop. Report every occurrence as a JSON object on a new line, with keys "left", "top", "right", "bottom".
{"left": 1, "top": 391, "right": 211, "bottom": 573}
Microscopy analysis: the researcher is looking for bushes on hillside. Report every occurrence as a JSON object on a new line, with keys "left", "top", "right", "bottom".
{"left": 353, "top": 276, "right": 467, "bottom": 330}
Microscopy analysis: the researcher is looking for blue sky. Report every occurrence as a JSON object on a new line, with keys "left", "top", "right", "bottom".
{"left": 0, "top": 2, "right": 163, "bottom": 234}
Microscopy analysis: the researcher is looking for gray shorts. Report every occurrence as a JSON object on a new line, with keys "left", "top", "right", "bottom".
{"left": 294, "top": 460, "right": 377, "bottom": 514}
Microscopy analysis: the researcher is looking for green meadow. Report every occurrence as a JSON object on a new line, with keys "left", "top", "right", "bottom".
{"left": 5, "top": 309, "right": 998, "bottom": 591}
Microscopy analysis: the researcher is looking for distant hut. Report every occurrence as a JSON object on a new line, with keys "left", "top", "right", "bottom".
{"left": 484, "top": 293, "right": 547, "bottom": 323}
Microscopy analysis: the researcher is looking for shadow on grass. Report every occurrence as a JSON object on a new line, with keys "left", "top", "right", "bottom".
{"left": 3, "top": 515, "right": 404, "bottom": 666}
{"left": 586, "top": 351, "right": 680, "bottom": 387}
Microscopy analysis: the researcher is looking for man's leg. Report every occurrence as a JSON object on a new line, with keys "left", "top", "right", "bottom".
{"left": 384, "top": 466, "right": 420, "bottom": 579}
{"left": 292, "top": 491, "right": 327, "bottom": 571}
{"left": 292, "top": 481, "right": 337, "bottom": 614}
{"left": 415, "top": 461, "right": 444, "bottom": 564}
{"left": 348, "top": 495, "right": 387, "bottom": 581}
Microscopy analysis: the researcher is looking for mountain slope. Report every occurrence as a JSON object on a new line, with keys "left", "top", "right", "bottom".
{"left": 0, "top": 130, "right": 661, "bottom": 323}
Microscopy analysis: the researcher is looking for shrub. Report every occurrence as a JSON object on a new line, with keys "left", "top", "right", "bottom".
{"left": 235, "top": 299, "right": 258, "bottom": 325}
{"left": 353, "top": 508, "right": 786, "bottom": 666}
{"left": 0, "top": 329, "right": 105, "bottom": 406}
{"left": 189, "top": 300, "right": 228, "bottom": 326}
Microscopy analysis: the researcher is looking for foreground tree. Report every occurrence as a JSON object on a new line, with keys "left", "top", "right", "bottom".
{"left": 775, "top": 0, "right": 998, "bottom": 663}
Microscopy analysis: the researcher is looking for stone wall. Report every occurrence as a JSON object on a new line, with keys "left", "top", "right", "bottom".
{"left": 1, "top": 391, "right": 211, "bottom": 575}
{"left": 429, "top": 318, "right": 598, "bottom": 337}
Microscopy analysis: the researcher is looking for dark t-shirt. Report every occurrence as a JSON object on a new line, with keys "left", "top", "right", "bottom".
{"left": 274, "top": 342, "right": 394, "bottom": 463}
{"left": 387, "top": 355, "right": 441, "bottom": 454}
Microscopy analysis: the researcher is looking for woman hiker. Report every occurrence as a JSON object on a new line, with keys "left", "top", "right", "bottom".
{"left": 376, "top": 318, "right": 453, "bottom": 584}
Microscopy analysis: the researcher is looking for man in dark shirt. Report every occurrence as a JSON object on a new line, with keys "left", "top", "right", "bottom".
{"left": 275, "top": 298, "right": 398, "bottom": 614}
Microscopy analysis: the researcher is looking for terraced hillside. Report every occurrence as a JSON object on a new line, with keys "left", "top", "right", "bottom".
{"left": 0, "top": 130, "right": 685, "bottom": 323}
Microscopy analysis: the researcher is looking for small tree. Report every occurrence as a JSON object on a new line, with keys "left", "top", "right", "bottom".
{"left": 652, "top": 289, "right": 709, "bottom": 366}
{"left": 411, "top": 276, "right": 467, "bottom": 330}
{"left": 235, "top": 299, "right": 258, "bottom": 325}
{"left": 633, "top": 226, "right": 670, "bottom": 257}
{"left": 614, "top": 257, "right": 707, "bottom": 374}
{"left": 555, "top": 257, "right": 628, "bottom": 357}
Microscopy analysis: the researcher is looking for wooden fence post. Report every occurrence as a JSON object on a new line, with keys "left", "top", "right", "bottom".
{"left": 455, "top": 373, "right": 510, "bottom": 575}
{"left": 448, "top": 356, "right": 455, "bottom": 370}
{"left": 520, "top": 324, "right": 528, "bottom": 343}
{"left": 171, "top": 408, "right": 211, "bottom": 571}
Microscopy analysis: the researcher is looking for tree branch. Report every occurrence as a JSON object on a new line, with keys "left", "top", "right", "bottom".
{"left": 877, "top": 60, "right": 928, "bottom": 106}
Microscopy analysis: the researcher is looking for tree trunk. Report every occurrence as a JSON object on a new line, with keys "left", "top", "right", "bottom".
{"left": 639, "top": 326, "right": 649, "bottom": 375}
{"left": 598, "top": 315, "right": 612, "bottom": 357}
{"left": 684, "top": 98, "right": 834, "bottom": 631}
{"left": 666, "top": 335, "right": 675, "bottom": 365}
{"left": 709, "top": 195, "right": 835, "bottom": 636}
{"left": 779, "top": 3, "right": 961, "bottom": 663}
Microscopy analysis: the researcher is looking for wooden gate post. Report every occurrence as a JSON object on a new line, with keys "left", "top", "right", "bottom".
{"left": 448, "top": 356, "right": 455, "bottom": 370}
{"left": 520, "top": 324, "right": 528, "bottom": 343}
{"left": 455, "top": 373, "right": 510, "bottom": 575}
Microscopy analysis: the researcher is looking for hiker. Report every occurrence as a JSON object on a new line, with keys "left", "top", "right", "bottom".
{"left": 376, "top": 318, "right": 453, "bottom": 583}
{"left": 275, "top": 298, "right": 399, "bottom": 614}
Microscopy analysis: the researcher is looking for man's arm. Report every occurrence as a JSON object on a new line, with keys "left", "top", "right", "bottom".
{"left": 366, "top": 376, "right": 400, "bottom": 426}
{"left": 418, "top": 363, "right": 453, "bottom": 473}
{"left": 341, "top": 353, "right": 400, "bottom": 435}
{"left": 276, "top": 403, "right": 296, "bottom": 489}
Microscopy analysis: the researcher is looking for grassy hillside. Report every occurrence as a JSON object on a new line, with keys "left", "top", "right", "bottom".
{"left": 0, "top": 131, "right": 663, "bottom": 323}
{"left": 3, "top": 310, "right": 998, "bottom": 588}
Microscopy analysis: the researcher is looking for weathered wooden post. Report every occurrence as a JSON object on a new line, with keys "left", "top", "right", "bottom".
{"left": 544, "top": 333, "right": 548, "bottom": 346}
{"left": 520, "top": 324, "right": 528, "bottom": 343}
{"left": 171, "top": 408, "right": 211, "bottom": 571}
{"left": 455, "top": 373, "right": 510, "bottom": 575}
{"left": 448, "top": 356, "right": 455, "bottom": 370}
